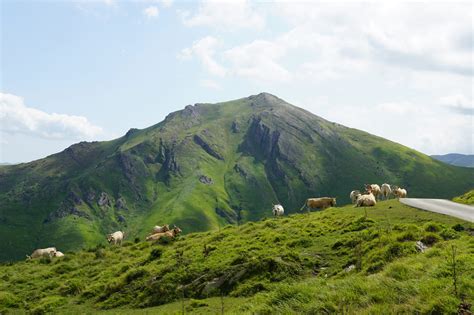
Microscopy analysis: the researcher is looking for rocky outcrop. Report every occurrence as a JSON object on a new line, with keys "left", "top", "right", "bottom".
{"left": 115, "top": 197, "right": 127, "bottom": 210}
{"left": 44, "top": 191, "right": 90, "bottom": 223}
{"left": 199, "top": 175, "right": 213, "bottom": 185}
{"left": 231, "top": 121, "right": 240, "bottom": 133}
{"left": 98, "top": 192, "right": 111, "bottom": 207}
{"left": 193, "top": 135, "right": 224, "bottom": 161}
{"left": 241, "top": 117, "right": 280, "bottom": 160}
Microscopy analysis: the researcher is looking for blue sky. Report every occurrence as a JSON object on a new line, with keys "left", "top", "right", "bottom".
{"left": 1, "top": 0, "right": 472, "bottom": 163}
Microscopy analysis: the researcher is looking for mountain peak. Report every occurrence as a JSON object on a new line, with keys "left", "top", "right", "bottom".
{"left": 247, "top": 92, "right": 289, "bottom": 108}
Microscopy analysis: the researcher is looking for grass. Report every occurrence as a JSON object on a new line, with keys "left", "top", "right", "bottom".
{"left": 1, "top": 200, "right": 472, "bottom": 314}
{"left": 453, "top": 189, "right": 474, "bottom": 205}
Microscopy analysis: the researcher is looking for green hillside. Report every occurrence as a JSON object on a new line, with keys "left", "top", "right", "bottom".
{"left": 1, "top": 93, "right": 473, "bottom": 262}
{"left": 0, "top": 201, "right": 472, "bottom": 314}
{"left": 453, "top": 190, "right": 474, "bottom": 205}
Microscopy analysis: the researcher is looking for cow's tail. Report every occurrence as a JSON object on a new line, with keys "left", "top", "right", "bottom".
{"left": 299, "top": 201, "right": 307, "bottom": 212}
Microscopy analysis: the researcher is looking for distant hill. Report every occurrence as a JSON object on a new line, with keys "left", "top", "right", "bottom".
{"left": 1, "top": 93, "right": 473, "bottom": 261}
{"left": 431, "top": 153, "right": 474, "bottom": 168}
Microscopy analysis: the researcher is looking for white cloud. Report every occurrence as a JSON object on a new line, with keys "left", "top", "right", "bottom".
{"left": 224, "top": 40, "right": 291, "bottom": 82}
{"left": 103, "top": 0, "right": 115, "bottom": 6}
{"left": 308, "top": 96, "right": 473, "bottom": 155}
{"left": 143, "top": 6, "right": 159, "bottom": 18}
{"left": 180, "top": 0, "right": 264, "bottom": 30}
{"left": 0, "top": 93, "right": 103, "bottom": 140}
{"left": 159, "top": 0, "right": 173, "bottom": 8}
{"left": 439, "top": 94, "right": 473, "bottom": 116}
{"left": 199, "top": 79, "right": 220, "bottom": 89}
{"left": 178, "top": 36, "right": 226, "bottom": 77}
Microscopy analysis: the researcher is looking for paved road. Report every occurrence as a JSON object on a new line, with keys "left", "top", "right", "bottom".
{"left": 400, "top": 198, "right": 474, "bottom": 223}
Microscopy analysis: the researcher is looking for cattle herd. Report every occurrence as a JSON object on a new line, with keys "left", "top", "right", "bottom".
{"left": 27, "top": 183, "right": 407, "bottom": 260}
{"left": 27, "top": 224, "right": 183, "bottom": 260}
{"left": 272, "top": 183, "right": 408, "bottom": 217}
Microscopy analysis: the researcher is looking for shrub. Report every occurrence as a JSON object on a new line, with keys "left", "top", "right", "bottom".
{"left": 95, "top": 248, "right": 106, "bottom": 259}
{"left": 190, "top": 299, "right": 209, "bottom": 308}
{"left": 423, "top": 222, "right": 442, "bottom": 233}
{"left": 30, "top": 296, "right": 65, "bottom": 315}
{"left": 39, "top": 257, "right": 52, "bottom": 264}
{"left": 452, "top": 224, "right": 464, "bottom": 232}
{"left": 421, "top": 233, "right": 442, "bottom": 246}
{"left": 0, "top": 291, "right": 20, "bottom": 308}
{"left": 157, "top": 236, "right": 172, "bottom": 245}
{"left": 59, "top": 280, "right": 83, "bottom": 296}
{"left": 396, "top": 231, "right": 418, "bottom": 242}
{"left": 440, "top": 229, "right": 459, "bottom": 240}
{"left": 148, "top": 247, "right": 163, "bottom": 261}
{"left": 124, "top": 268, "right": 149, "bottom": 284}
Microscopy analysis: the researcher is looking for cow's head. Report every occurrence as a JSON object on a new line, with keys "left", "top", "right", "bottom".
{"left": 106, "top": 234, "right": 114, "bottom": 243}
{"left": 173, "top": 226, "right": 182, "bottom": 235}
{"left": 332, "top": 198, "right": 337, "bottom": 206}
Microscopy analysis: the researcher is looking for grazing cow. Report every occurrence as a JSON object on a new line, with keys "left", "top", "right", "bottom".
{"left": 393, "top": 187, "right": 407, "bottom": 198}
{"left": 300, "top": 197, "right": 336, "bottom": 211}
{"left": 151, "top": 224, "right": 170, "bottom": 234}
{"left": 53, "top": 251, "right": 65, "bottom": 258}
{"left": 27, "top": 247, "right": 57, "bottom": 260}
{"left": 365, "top": 184, "right": 381, "bottom": 200}
{"left": 107, "top": 231, "right": 124, "bottom": 246}
{"left": 350, "top": 190, "right": 361, "bottom": 204}
{"left": 381, "top": 183, "right": 392, "bottom": 200}
{"left": 355, "top": 192, "right": 376, "bottom": 207}
{"left": 272, "top": 204, "right": 285, "bottom": 217}
{"left": 146, "top": 226, "right": 182, "bottom": 242}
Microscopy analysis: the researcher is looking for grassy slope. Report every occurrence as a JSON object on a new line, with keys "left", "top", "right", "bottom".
{"left": 453, "top": 190, "right": 474, "bottom": 205}
{"left": 1, "top": 200, "right": 473, "bottom": 314}
{"left": 1, "top": 93, "right": 473, "bottom": 262}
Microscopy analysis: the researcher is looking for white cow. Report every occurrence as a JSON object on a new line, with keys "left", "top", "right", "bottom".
{"left": 272, "top": 204, "right": 284, "bottom": 217}
{"left": 381, "top": 183, "right": 392, "bottom": 200}
{"left": 107, "top": 231, "right": 124, "bottom": 246}
{"left": 27, "top": 247, "right": 57, "bottom": 260}
{"left": 150, "top": 224, "right": 170, "bottom": 234}
{"left": 355, "top": 192, "right": 377, "bottom": 207}
{"left": 53, "top": 251, "right": 65, "bottom": 258}
{"left": 365, "top": 184, "right": 381, "bottom": 200}
{"left": 350, "top": 190, "right": 361, "bottom": 204}
{"left": 393, "top": 187, "right": 407, "bottom": 198}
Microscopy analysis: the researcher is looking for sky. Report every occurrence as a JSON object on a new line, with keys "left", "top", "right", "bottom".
{"left": 1, "top": 0, "right": 473, "bottom": 164}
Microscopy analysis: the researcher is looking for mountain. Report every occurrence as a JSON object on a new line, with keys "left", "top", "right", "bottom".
{"left": 0, "top": 200, "right": 472, "bottom": 313}
{"left": 431, "top": 153, "right": 474, "bottom": 168}
{"left": 1, "top": 93, "right": 473, "bottom": 261}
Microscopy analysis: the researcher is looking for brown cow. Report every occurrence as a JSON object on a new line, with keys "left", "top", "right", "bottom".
{"left": 146, "top": 226, "right": 182, "bottom": 242}
{"left": 300, "top": 197, "right": 336, "bottom": 211}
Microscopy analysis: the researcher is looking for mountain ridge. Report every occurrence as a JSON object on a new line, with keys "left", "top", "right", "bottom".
{"left": 1, "top": 92, "right": 473, "bottom": 261}
{"left": 431, "top": 153, "right": 474, "bottom": 168}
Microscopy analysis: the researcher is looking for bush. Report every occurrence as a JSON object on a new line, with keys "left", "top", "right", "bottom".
{"left": 421, "top": 233, "right": 442, "bottom": 246}
{"left": 30, "top": 296, "right": 65, "bottom": 315}
{"left": 440, "top": 229, "right": 459, "bottom": 240}
{"left": 190, "top": 299, "right": 209, "bottom": 308}
{"left": 59, "top": 280, "right": 83, "bottom": 296}
{"left": 423, "top": 222, "right": 442, "bottom": 233}
{"left": 95, "top": 248, "right": 106, "bottom": 259}
{"left": 124, "top": 268, "right": 149, "bottom": 284}
{"left": 0, "top": 291, "right": 20, "bottom": 308}
{"left": 148, "top": 248, "right": 163, "bottom": 261}
{"left": 396, "top": 231, "right": 418, "bottom": 242}
{"left": 452, "top": 224, "right": 464, "bottom": 232}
